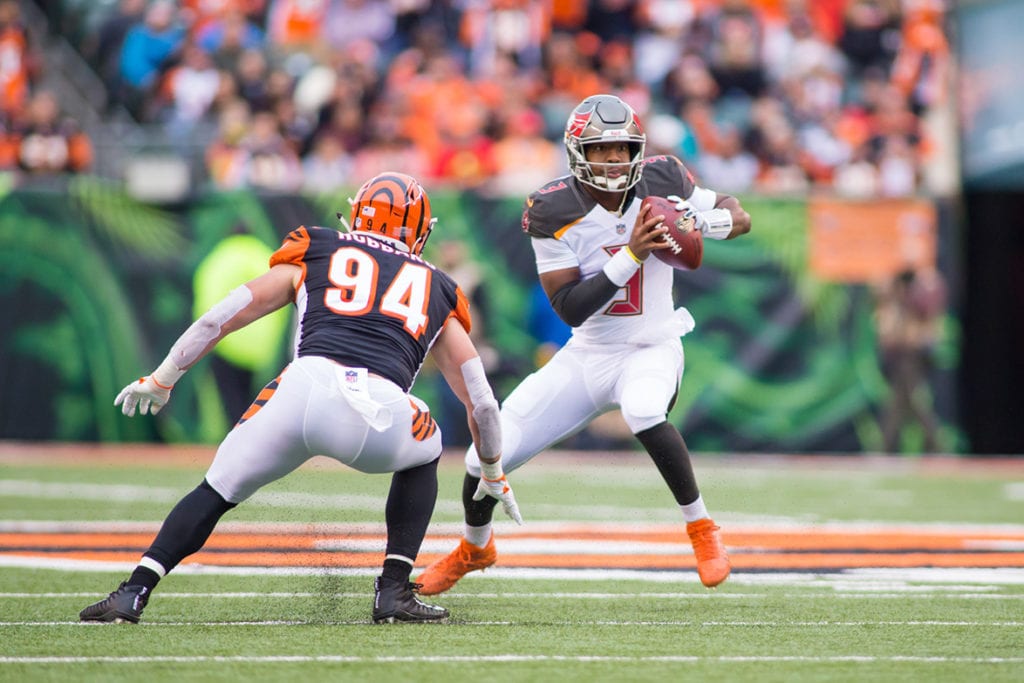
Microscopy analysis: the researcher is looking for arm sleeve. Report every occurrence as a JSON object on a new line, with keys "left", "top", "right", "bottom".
{"left": 548, "top": 271, "right": 620, "bottom": 327}
{"left": 536, "top": 235, "right": 639, "bottom": 328}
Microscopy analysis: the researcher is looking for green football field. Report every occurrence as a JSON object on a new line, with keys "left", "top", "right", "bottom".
{"left": 1, "top": 443, "right": 1023, "bottom": 682}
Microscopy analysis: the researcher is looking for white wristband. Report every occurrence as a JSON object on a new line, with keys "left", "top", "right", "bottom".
{"left": 701, "top": 209, "right": 733, "bottom": 240}
{"left": 603, "top": 247, "right": 641, "bottom": 286}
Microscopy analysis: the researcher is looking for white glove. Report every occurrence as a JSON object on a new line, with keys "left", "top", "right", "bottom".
{"left": 473, "top": 474, "right": 524, "bottom": 525}
{"left": 666, "top": 194, "right": 710, "bottom": 234}
{"left": 114, "top": 376, "right": 172, "bottom": 416}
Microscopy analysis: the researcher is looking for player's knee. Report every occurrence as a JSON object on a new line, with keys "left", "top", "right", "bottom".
{"left": 201, "top": 476, "right": 242, "bottom": 506}
{"left": 624, "top": 413, "right": 666, "bottom": 434}
{"left": 620, "top": 385, "right": 670, "bottom": 434}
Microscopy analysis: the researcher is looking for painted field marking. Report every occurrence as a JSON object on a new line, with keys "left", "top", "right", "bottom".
{"left": 5, "top": 520, "right": 1024, "bottom": 573}
{"left": 3, "top": 619, "right": 1023, "bottom": 628}
{"left": 1, "top": 655, "right": 1023, "bottom": 665}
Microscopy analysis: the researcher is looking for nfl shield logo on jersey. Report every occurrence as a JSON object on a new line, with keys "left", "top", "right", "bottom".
{"left": 616, "top": 223, "right": 626, "bottom": 235}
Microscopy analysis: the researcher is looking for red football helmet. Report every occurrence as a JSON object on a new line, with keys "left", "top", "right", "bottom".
{"left": 346, "top": 172, "right": 436, "bottom": 255}
{"left": 564, "top": 94, "right": 646, "bottom": 192}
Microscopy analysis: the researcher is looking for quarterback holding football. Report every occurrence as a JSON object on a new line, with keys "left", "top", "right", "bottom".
{"left": 418, "top": 94, "right": 751, "bottom": 595}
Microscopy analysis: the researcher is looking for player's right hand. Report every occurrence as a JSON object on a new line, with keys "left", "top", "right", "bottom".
{"left": 631, "top": 201, "right": 670, "bottom": 260}
{"left": 474, "top": 474, "right": 524, "bottom": 525}
{"left": 114, "top": 376, "right": 172, "bottom": 416}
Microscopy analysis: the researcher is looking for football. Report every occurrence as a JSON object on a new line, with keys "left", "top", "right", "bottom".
{"left": 641, "top": 195, "right": 703, "bottom": 270}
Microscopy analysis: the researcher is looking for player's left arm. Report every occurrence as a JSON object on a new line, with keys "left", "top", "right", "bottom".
{"left": 115, "top": 264, "right": 300, "bottom": 416}
{"left": 431, "top": 318, "right": 523, "bottom": 524}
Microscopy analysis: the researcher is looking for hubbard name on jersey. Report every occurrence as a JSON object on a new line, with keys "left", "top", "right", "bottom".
{"left": 270, "top": 225, "right": 471, "bottom": 391}
{"left": 523, "top": 155, "right": 711, "bottom": 347}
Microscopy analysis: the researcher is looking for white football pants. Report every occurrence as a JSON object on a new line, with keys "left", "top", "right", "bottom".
{"left": 465, "top": 338, "right": 684, "bottom": 476}
{"left": 207, "top": 355, "right": 442, "bottom": 503}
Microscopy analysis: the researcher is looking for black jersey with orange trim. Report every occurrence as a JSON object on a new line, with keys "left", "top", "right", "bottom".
{"left": 270, "top": 226, "right": 471, "bottom": 391}
{"left": 521, "top": 155, "right": 697, "bottom": 238}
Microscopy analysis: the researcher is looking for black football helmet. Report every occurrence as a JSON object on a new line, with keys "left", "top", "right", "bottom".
{"left": 564, "top": 94, "right": 646, "bottom": 192}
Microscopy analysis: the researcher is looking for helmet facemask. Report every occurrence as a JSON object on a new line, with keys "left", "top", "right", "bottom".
{"left": 565, "top": 95, "right": 646, "bottom": 192}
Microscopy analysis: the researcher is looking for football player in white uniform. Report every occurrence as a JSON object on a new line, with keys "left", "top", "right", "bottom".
{"left": 417, "top": 94, "right": 751, "bottom": 594}
{"left": 79, "top": 173, "right": 522, "bottom": 625}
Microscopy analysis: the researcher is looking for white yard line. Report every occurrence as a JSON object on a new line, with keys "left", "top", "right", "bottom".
{"left": 4, "top": 555, "right": 1024, "bottom": 589}
{"left": 1, "top": 655, "right": 1022, "bottom": 664}
{"left": 5, "top": 516, "right": 1024, "bottom": 534}
{"left": 3, "top": 618, "right": 1024, "bottom": 627}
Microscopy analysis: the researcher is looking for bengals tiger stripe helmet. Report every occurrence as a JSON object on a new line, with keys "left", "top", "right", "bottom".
{"left": 565, "top": 94, "right": 646, "bottom": 192}
{"left": 345, "top": 172, "right": 436, "bottom": 255}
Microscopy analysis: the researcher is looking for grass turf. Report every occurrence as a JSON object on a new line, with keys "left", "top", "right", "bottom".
{"left": 1, "top": 446, "right": 1023, "bottom": 682}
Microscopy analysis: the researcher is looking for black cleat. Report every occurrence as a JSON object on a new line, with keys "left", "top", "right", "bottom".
{"left": 79, "top": 582, "right": 150, "bottom": 623}
{"left": 372, "top": 577, "right": 449, "bottom": 624}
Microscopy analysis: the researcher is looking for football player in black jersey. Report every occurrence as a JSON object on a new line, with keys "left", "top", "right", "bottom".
{"left": 79, "top": 173, "right": 522, "bottom": 625}
{"left": 417, "top": 95, "right": 751, "bottom": 595}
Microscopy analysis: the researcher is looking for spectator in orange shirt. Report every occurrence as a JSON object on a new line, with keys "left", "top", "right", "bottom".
{"left": 430, "top": 100, "right": 496, "bottom": 189}
{"left": 266, "top": 0, "right": 328, "bottom": 55}
{"left": 488, "top": 106, "right": 561, "bottom": 196}
{"left": 891, "top": 0, "right": 949, "bottom": 112}
{"left": 0, "top": 0, "right": 37, "bottom": 119}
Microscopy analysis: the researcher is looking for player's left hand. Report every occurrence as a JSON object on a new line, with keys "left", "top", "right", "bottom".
{"left": 473, "top": 474, "right": 524, "bottom": 525}
{"left": 666, "top": 194, "right": 710, "bottom": 234}
{"left": 114, "top": 376, "right": 172, "bottom": 416}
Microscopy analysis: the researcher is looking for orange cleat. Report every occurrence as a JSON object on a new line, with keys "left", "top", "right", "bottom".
{"left": 686, "top": 518, "right": 731, "bottom": 588}
{"left": 414, "top": 536, "right": 497, "bottom": 595}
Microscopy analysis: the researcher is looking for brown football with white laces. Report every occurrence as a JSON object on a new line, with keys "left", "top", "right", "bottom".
{"left": 641, "top": 195, "right": 703, "bottom": 270}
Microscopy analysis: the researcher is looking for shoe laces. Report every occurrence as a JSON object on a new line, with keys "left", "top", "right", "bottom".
{"left": 457, "top": 542, "right": 476, "bottom": 562}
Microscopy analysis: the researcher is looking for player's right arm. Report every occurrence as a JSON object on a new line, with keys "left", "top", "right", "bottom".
{"left": 540, "top": 202, "right": 667, "bottom": 327}
{"left": 114, "top": 264, "right": 301, "bottom": 417}
{"left": 430, "top": 318, "right": 523, "bottom": 524}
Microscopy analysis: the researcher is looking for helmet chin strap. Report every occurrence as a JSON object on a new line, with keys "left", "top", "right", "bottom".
{"left": 601, "top": 175, "right": 628, "bottom": 191}
{"left": 586, "top": 158, "right": 632, "bottom": 192}
{"left": 614, "top": 187, "right": 629, "bottom": 216}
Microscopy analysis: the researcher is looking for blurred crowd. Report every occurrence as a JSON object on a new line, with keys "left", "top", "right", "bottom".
{"left": 21, "top": 0, "right": 950, "bottom": 198}
{"left": 0, "top": 1, "right": 93, "bottom": 177}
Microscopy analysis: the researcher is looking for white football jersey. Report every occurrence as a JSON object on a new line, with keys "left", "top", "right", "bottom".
{"left": 524, "top": 156, "right": 708, "bottom": 347}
